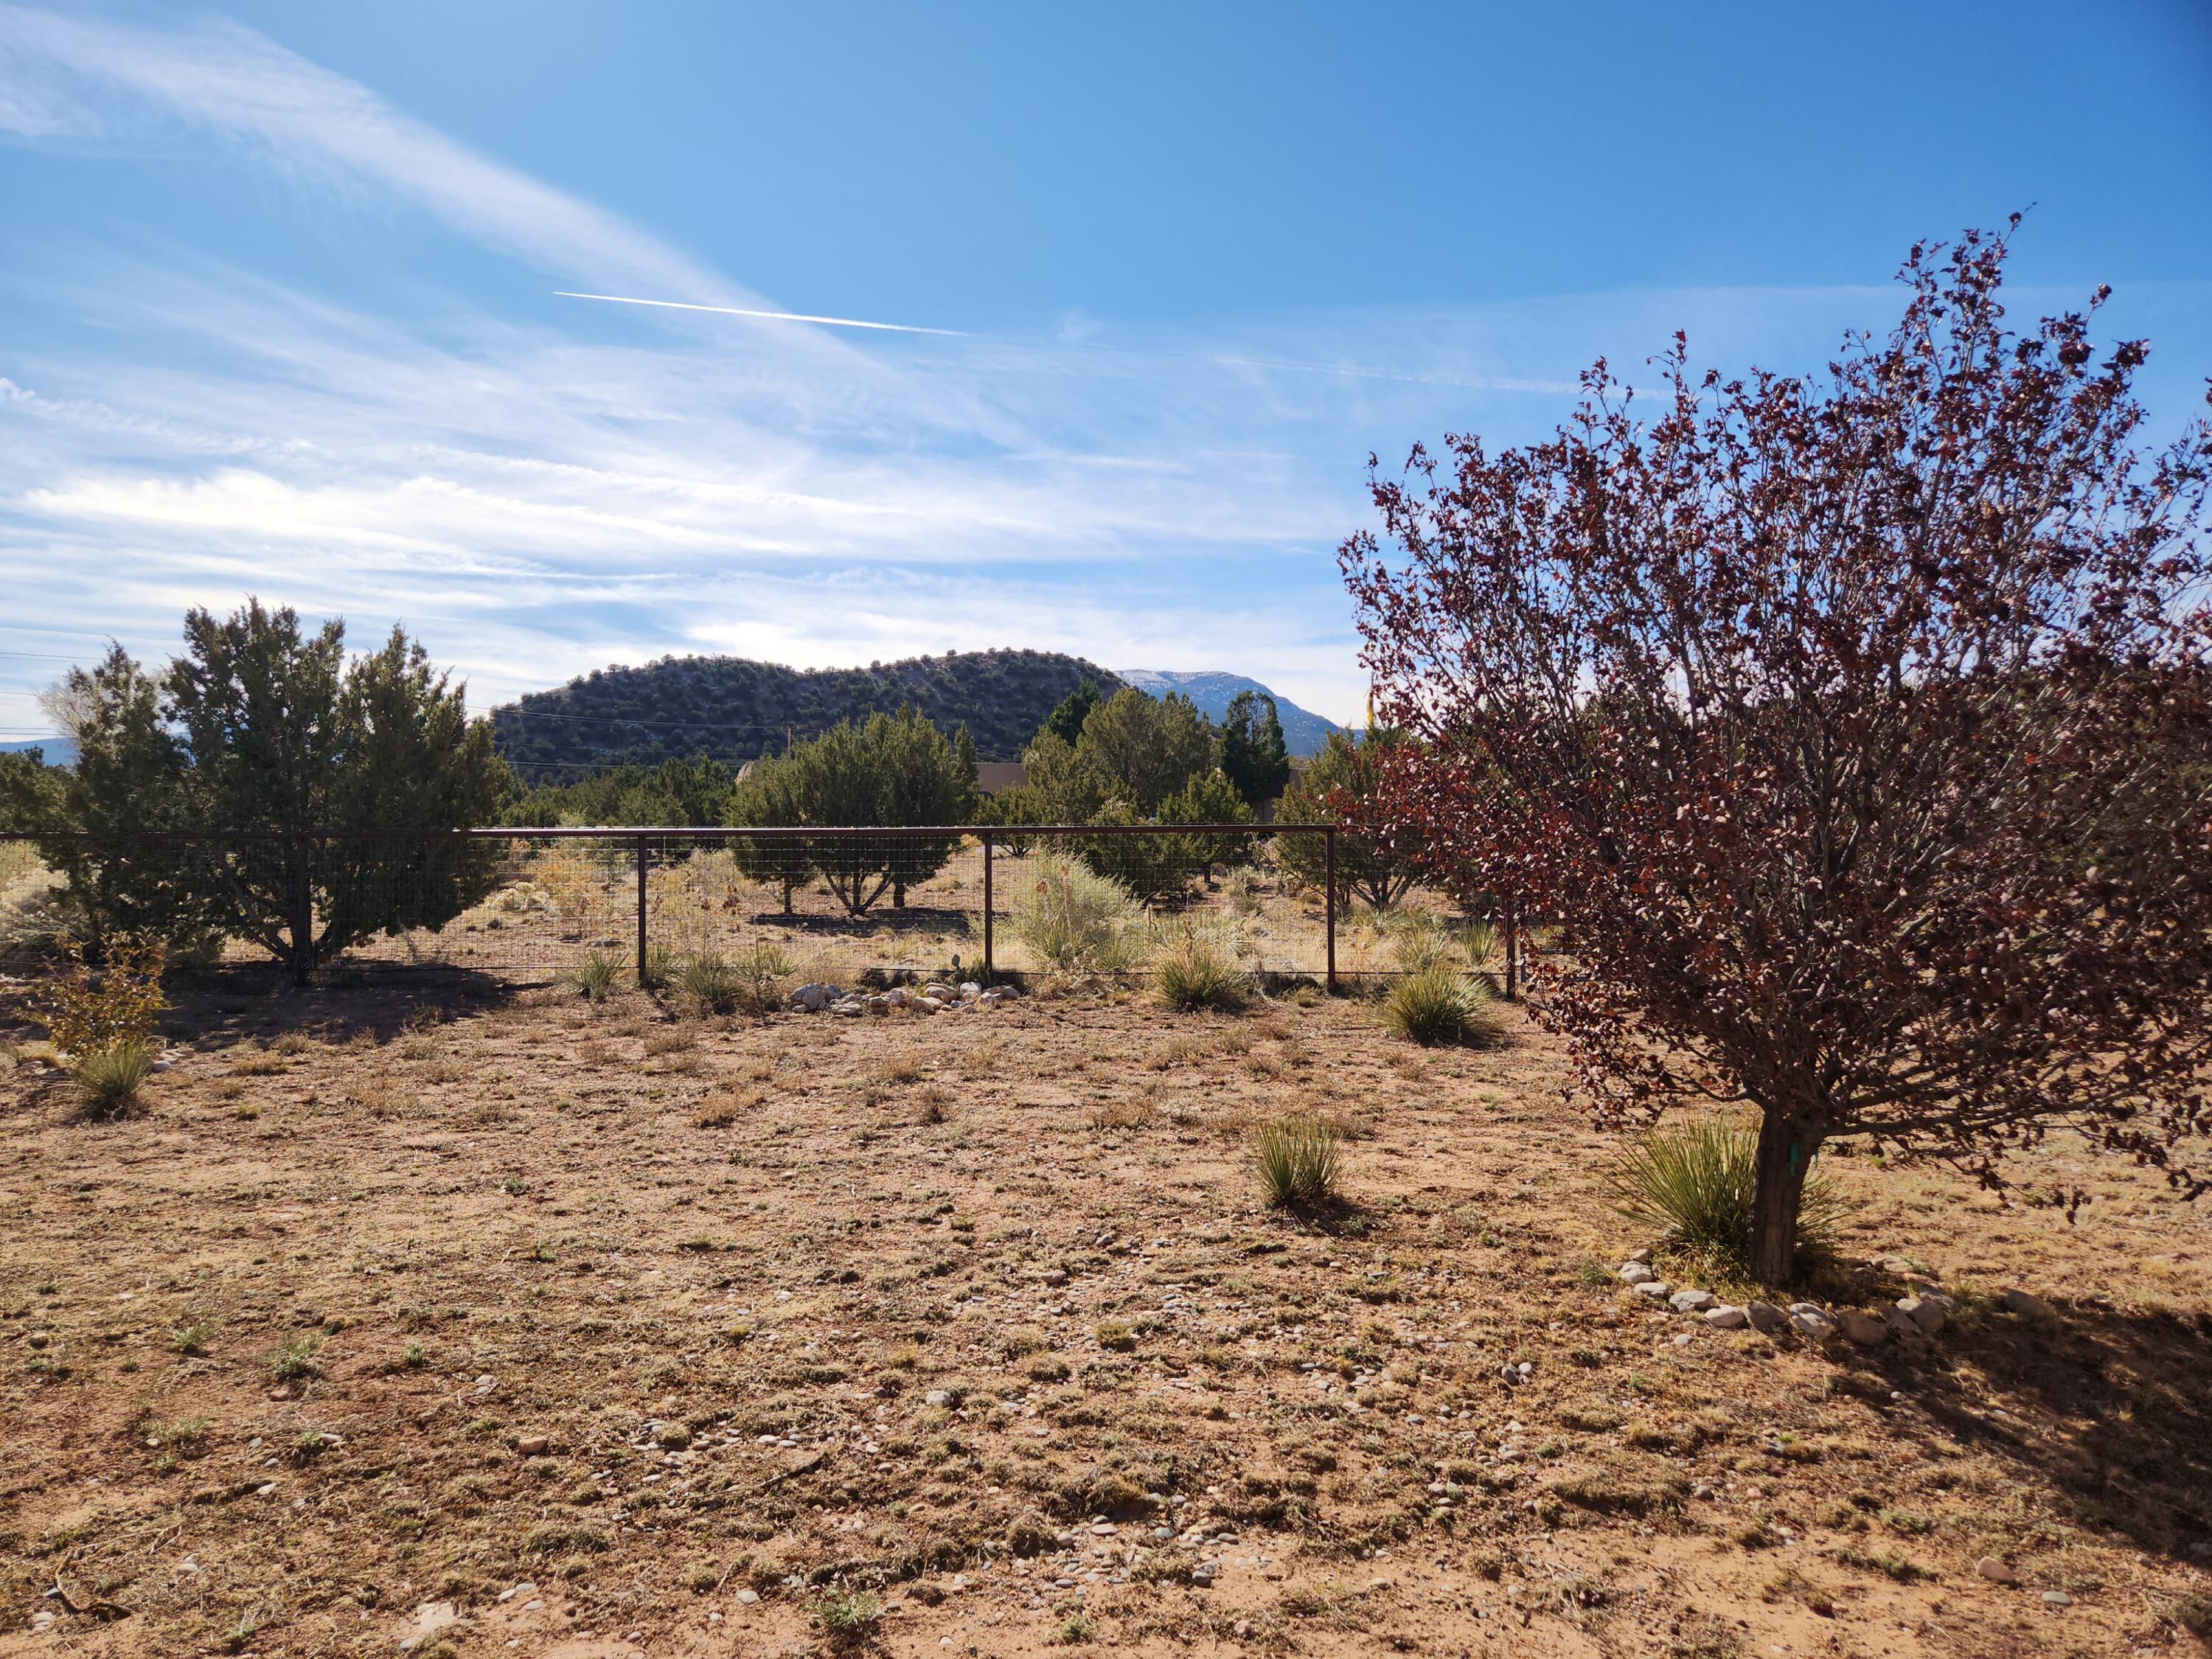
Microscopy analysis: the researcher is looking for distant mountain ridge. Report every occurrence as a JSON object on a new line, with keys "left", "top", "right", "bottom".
{"left": 490, "top": 649, "right": 1127, "bottom": 772}
{"left": 1116, "top": 669, "right": 1342, "bottom": 757}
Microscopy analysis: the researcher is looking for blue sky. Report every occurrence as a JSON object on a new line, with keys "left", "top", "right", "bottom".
{"left": 2, "top": 1, "right": 2208, "bottom": 737}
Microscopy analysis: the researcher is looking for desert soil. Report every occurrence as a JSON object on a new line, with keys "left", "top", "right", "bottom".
{"left": 1, "top": 967, "right": 2209, "bottom": 1659}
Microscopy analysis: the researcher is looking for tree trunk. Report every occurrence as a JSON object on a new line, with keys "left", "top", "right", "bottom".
{"left": 288, "top": 851, "right": 316, "bottom": 988}
{"left": 1748, "top": 1113, "right": 1821, "bottom": 1287}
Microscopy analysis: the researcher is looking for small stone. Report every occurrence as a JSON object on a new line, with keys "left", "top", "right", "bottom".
{"left": 1837, "top": 1308, "right": 1891, "bottom": 1346}
{"left": 923, "top": 1390, "right": 953, "bottom": 1408}
{"left": 737, "top": 1589, "right": 759, "bottom": 1604}
{"left": 2042, "top": 1590, "right": 2072, "bottom": 1606}
{"left": 1669, "top": 1287, "right": 1717, "bottom": 1312}
{"left": 959, "top": 982, "right": 981, "bottom": 998}
{"left": 2003, "top": 1288, "right": 2058, "bottom": 1321}
{"left": 1976, "top": 1557, "right": 2018, "bottom": 1584}
{"left": 1743, "top": 1300, "right": 1786, "bottom": 1333}
{"left": 917, "top": 997, "right": 945, "bottom": 1013}
{"left": 790, "top": 983, "right": 835, "bottom": 1012}
{"left": 1190, "top": 1563, "right": 1216, "bottom": 1586}
{"left": 1881, "top": 1301, "right": 1921, "bottom": 1335}
{"left": 1617, "top": 1262, "right": 1656, "bottom": 1285}
{"left": 1631, "top": 1280, "right": 1672, "bottom": 1300}
{"left": 1627, "top": 1248, "right": 1653, "bottom": 1265}
{"left": 1704, "top": 1304, "right": 1747, "bottom": 1329}
{"left": 516, "top": 1436, "right": 549, "bottom": 1457}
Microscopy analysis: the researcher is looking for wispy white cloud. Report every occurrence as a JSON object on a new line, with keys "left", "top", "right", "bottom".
{"left": 9, "top": 7, "right": 2199, "bottom": 744}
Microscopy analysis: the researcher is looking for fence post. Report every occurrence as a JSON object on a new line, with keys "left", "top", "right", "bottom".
{"left": 1324, "top": 825, "right": 1338, "bottom": 996}
{"left": 636, "top": 833, "right": 650, "bottom": 988}
{"left": 981, "top": 831, "right": 994, "bottom": 984}
{"left": 1503, "top": 890, "right": 1520, "bottom": 1001}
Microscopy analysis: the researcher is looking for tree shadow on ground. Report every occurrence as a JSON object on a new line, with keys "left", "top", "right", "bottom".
{"left": 156, "top": 959, "right": 526, "bottom": 1049}
{"left": 751, "top": 908, "right": 974, "bottom": 937}
{"left": 1825, "top": 1293, "right": 2212, "bottom": 1562}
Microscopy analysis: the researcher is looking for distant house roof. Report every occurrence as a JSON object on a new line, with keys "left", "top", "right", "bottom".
{"left": 975, "top": 762, "right": 1028, "bottom": 794}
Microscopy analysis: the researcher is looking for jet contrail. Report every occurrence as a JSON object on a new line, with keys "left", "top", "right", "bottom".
{"left": 554, "top": 291, "right": 968, "bottom": 335}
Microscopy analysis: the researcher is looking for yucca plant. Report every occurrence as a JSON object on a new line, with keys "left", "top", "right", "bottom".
{"left": 566, "top": 950, "right": 620, "bottom": 1002}
{"left": 1387, "top": 912, "right": 1456, "bottom": 975}
{"left": 1380, "top": 965, "right": 1503, "bottom": 1046}
{"left": 678, "top": 951, "right": 744, "bottom": 1015}
{"left": 73, "top": 1038, "right": 155, "bottom": 1119}
{"left": 637, "top": 942, "right": 676, "bottom": 992}
{"left": 1607, "top": 1119, "right": 1842, "bottom": 1274}
{"left": 1152, "top": 919, "right": 1249, "bottom": 1011}
{"left": 1251, "top": 1116, "right": 1343, "bottom": 1208}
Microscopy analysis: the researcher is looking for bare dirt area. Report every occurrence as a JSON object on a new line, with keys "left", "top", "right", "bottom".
{"left": 1, "top": 971, "right": 2209, "bottom": 1659}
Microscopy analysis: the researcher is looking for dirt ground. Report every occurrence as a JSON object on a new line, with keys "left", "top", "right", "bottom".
{"left": 1, "top": 966, "right": 2209, "bottom": 1659}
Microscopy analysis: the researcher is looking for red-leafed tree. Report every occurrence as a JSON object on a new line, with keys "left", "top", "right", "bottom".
{"left": 1341, "top": 221, "right": 2212, "bottom": 1284}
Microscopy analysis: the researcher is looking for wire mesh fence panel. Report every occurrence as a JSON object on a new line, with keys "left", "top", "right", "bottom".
{"left": 2, "top": 824, "right": 1527, "bottom": 996}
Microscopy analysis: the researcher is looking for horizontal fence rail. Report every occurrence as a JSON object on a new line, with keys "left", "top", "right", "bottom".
{"left": 0, "top": 824, "right": 1526, "bottom": 998}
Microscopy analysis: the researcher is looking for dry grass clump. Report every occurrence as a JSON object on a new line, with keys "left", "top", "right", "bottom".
{"left": 1251, "top": 1116, "right": 1343, "bottom": 1207}
{"left": 565, "top": 950, "right": 622, "bottom": 1002}
{"left": 73, "top": 1037, "right": 156, "bottom": 1119}
{"left": 1009, "top": 861, "right": 1141, "bottom": 973}
{"left": 1152, "top": 919, "right": 1249, "bottom": 1011}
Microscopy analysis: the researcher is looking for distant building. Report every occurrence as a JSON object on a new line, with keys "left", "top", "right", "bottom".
{"left": 975, "top": 762, "right": 1028, "bottom": 794}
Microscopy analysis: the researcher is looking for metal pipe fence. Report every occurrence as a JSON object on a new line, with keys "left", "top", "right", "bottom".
{"left": 0, "top": 824, "right": 1525, "bottom": 995}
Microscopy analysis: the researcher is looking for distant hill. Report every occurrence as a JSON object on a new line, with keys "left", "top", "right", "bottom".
{"left": 1116, "top": 670, "right": 1342, "bottom": 757}
{"left": 490, "top": 650, "right": 1127, "bottom": 773}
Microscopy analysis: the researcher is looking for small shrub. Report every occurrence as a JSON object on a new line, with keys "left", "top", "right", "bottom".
{"left": 1152, "top": 919, "right": 1249, "bottom": 1011}
{"left": 31, "top": 933, "right": 167, "bottom": 1055}
{"left": 73, "top": 1038, "right": 156, "bottom": 1117}
{"left": 269, "top": 1332, "right": 323, "bottom": 1382}
{"left": 1607, "top": 1119, "right": 1840, "bottom": 1272}
{"left": 815, "top": 1588, "right": 880, "bottom": 1641}
{"left": 171, "top": 1319, "right": 216, "bottom": 1357}
{"left": 566, "top": 950, "right": 620, "bottom": 1002}
{"left": 1252, "top": 1116, "right": 1342, "bottom": 1208}
{"left": 1095, "top": 1318, "right": 1137, "bottom": 1352}
{"left": 638, "top": 942, "right": 676, "bottom": 991}
{"left": 1010, "top": 861, "right": 1139, "bottom": 973}
{"left": 1380, "top": 966, "right": 1501, "bottom": 1046}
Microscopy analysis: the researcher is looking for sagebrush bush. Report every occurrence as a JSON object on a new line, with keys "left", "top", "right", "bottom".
{"left": 1251, "top": 1116, "right": 1343, "bottom": 1207}
{"left": 1009, "top": 861, "right": 1138, "bottom": 973}
{"left": 1152, "top": 919, "right": 1248, "bottom": 1010}
{"left": 1607, "top": 1119, "right": 1841, "bottom": 1272}
{"left": 72, "top": 1037, "right": 155, "bottom": 1118}
{"left": 566, "top": 950, "right": 620, "bottom": 1001}
{"left": 1380, "top": 965, "right": 1502, "bottom": 1046}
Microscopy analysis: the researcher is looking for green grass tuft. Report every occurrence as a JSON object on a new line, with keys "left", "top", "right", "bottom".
{"left": 1251, "top": 1116, "right": 1343, "bottom": 1207}
{"left": 73, "top": 1038, "right": 156, "bottom": 1118}
{"left": 1379, "top": 966, "right": 1502, "bottom": 1046}
{"left": 1607, "top": 1119, "right": 1841, "bottom": 1273}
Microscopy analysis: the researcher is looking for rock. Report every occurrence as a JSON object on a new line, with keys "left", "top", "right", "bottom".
{"left": 2003, "top": 1288, "right": 2057, "bottom": 1321}
{"left": 2042, "top": 1590, "right": 2072, "bottom": 1607}
{"left": 959, "top": 982, "right": 981, "bottom": 998}
{"left": 1618, "top": 1262, "right": 1656, "bottom": 1285}
{"left": 1786, "top": 1304, "right": 1835, "bottom": 1340}
{"left": 1190, "top": 1563, "right": 1216, "bottom": 1587}
{"left": 923, "top": 983, "right": 956, "bottom": 999}
{"left": 1704, "top": 1304, "right": 1748, "bottom": 1329}
{"left": 790, "top": 982, "right": 836, "bottom": 1012}
{"left": 917, "top": 997, "right": 945, "bottom": 1013}
{"left": 1669, "top": 1288, "right": 1717, "bottom": 1313}
{"left": 923, "top": 1390, "right": 953, "bottom": 1408}
{"left": 1837, "top": 1308, "right": 1891, "bottom": 1346}
{"left": 1745, "top": 1300, "right": 1786, "bottom": 1334}
{"left": 737, "top": 1589, "right": 759, "bottom": 1604}
{"left": 1975, "top": 1557, "right": 2018, "bottom": 1584}
{"left": 1893, "top": 1301, "right": 1947, "bottom": 1336}
{"left": 515, "top": 1435, "right": 549, "bottom": 1457}
{"left": 1881, "top": 1301, "right": 1922, "bottom": 1335}
{"left": 1628, "top": 1248, "right": 1653, "bottom": 1265}
{"left": 1631, "top": 1280, "right": 1672, "bottom": 1300}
